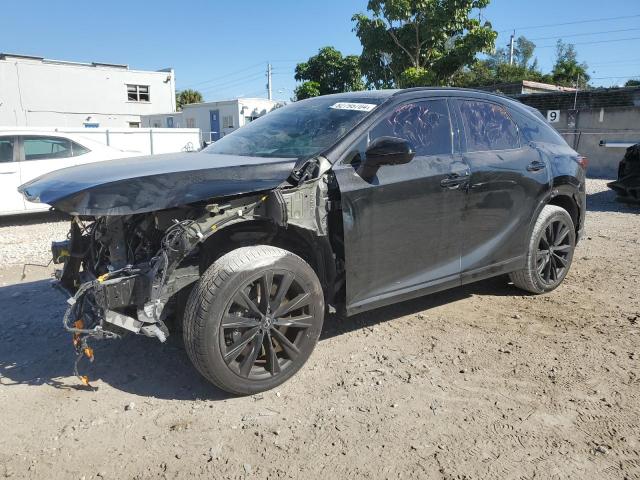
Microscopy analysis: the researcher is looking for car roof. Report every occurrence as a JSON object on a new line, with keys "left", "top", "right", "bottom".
{"left": 320, "top": 88, "right": 527, "bottom": 111}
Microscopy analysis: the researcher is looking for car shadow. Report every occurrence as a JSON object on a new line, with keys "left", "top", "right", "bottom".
{"left": 587, "top": 188, "right": 639, "bottom": 214}
{"left": 0, "top": 279, "right": 232, "bottom": 401}
{"left": 321, "top": 275, "right": 517, "bottom": 340}
{"left": 0, "top": 275, "right": 518, "bottom": 400}
{"left": 0, "top": 210, "right": 69, "bottom": 227}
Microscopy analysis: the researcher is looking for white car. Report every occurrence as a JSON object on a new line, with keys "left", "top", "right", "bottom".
{"left": 0, "top": 131, "right": 142, "bottom": 215}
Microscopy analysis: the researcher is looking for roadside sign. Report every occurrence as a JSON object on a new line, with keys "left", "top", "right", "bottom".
{"left": 547, "top": 110, "right": 560, "bottom": 123}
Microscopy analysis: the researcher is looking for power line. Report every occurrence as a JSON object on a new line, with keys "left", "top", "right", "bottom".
{"left": 590, "top": 58, "right": 640, "bottom": 67}
{"left": 197, "top": 72, "right": 267, "bottom": 94}
{"left": 179, "top": 62, "right": 265, "bottom": 89}
{"left": 537, "top": 36, "right": 640, "bottom": 49}
{"left": 528, "top": 27, "right": 638, "bottom": 42}
{"left": 589, "top": 74, "right": 640, "bottom": 80}
{"left": 499, "top": 13, "right": 640, "bottom": 33}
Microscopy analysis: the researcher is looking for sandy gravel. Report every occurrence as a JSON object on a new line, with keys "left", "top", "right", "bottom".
{"left": 0, "top": 179, "right": 639, "bottom": 480}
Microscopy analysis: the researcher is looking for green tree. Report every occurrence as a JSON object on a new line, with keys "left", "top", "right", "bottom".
{"left": 352, "top": 0, "right": 497, "bottom": 88}
{"left": 176, "top": 89, "right": 203, "bottom": 110}
{"left": 486, "top": 36, "right": 536, "bottom": 70}
{"left": 551, "top": 40, "right": 590, "bottom": 88}
{"left": 624, "top": 79, "right": 640, "bottom": 87}
{"left": 294, "top": 81, "right": 322, "bottom": 100}
{"left": 294, "top": 46, "right": 365, "bottom": 100}
{"left": 453, "top": 35, "right": 552, "bottom": 88}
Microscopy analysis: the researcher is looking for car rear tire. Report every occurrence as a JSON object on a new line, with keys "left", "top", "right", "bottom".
{"left": 183, "top": 245, "right": 325, "bottom": 395}
{"left": 509, "top": 205, "right": 576, "bottom": 294}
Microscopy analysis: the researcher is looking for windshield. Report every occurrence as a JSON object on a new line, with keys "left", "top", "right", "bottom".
{"left": 203, "top": 95, "right": 385, "bottom": 158}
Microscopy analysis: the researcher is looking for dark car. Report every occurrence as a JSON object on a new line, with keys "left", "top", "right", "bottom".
{"left": 608, "top": 143, "right": 640, "bottom": 203}
{"left": 19, "top": 88, "right": 586, "bottom": 395}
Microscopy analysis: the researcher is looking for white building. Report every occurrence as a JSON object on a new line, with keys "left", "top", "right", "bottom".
{"left": 0, "top": 53, "right": 176, "bottom": 128}
{"left": 143, "top": 98, "right": 281, "bottom": 143}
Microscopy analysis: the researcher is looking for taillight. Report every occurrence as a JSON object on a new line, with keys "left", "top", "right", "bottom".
{"left": 576, "top": 155, "right": 588, "bottom": 169}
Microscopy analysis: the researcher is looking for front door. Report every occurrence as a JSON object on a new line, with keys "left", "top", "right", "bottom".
{"left": 453, "top": 99, "right": 551, "bottom": 276}
{"left": 333, "top": 98, "right": 469, "bottom": 314}
{"left": 210, "top": 110, "right": 221, "bottom": 141}
{"left": 0, "top": 136, "right": 24, "bottom": 214}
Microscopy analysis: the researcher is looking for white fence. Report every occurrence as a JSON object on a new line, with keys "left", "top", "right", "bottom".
{"left": 57, "top": 127, "right": 201, "bottom": 155}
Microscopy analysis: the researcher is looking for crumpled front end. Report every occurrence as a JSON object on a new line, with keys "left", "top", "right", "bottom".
{"left": 53, "top": 193, "right": 277, "bottom": 385}
{"left": 49, "top": 166, "right": 333, "bottom": 386}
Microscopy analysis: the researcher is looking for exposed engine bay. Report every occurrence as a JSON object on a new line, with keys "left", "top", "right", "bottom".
{"left": 53, "top": 170, "right": 339, "bottom": 386}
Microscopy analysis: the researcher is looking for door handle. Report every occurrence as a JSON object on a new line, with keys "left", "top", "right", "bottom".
{"left": 440, "top": 173, "right": 469, "bottom": 189}
{"left": 527, "top": 160, "right": 546, "bottom": 172}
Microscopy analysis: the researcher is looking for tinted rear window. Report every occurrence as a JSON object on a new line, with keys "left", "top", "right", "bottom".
{"left": 458, "top": 100, "right": 520, "bottom": 152}
{"left": 508, "top": 107, "right": 567, "bottom": 146}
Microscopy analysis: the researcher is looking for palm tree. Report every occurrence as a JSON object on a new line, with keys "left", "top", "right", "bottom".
{"left": 176, "top": 89, "right": 203, "bottom": 110}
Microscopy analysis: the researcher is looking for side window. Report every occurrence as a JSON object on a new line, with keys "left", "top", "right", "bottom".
{"left": 369, "top": 99, "right": 452, "bottom": 156}
{"left": 0, "top": 138, "right": 14, "bottom": 163}
{"left": 71, "top": 141, "right": 91, "bottom": 157}
{"left": 458, "top": 100, "right": 520, "bottom": 152}
{"left": 508, "top": 108, "right": 567, "bottom": 146}
{"left": 23, "top": 136, "right": 73, "bottom": 161}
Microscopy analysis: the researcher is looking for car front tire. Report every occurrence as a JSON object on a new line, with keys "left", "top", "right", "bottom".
{"left": 183, "top": 245, "right": 325, "bottom": 395}
{"left": 509, "top": 205, "right": 576, "bottom": 294}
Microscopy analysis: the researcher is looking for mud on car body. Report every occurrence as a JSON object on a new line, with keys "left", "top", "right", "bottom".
{"left": 19, "top": 88, "right": 587, "bottom": 395}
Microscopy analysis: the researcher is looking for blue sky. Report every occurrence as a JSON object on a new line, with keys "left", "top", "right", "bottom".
{"left": 1, "top": 0, "right": 639, "bottom": 102}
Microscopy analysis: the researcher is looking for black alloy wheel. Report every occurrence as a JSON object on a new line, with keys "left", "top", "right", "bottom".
{"left": 221, "top": 270, "right": 315, "bottom": 379}
{"left": 183, "top": 245, "right": 324, "bottom": 395}
{"left": 509, "top": 204, "right": 576, "bottom": 294}
{"left": 535, "top": 219, "right": 573, "bottom": 286}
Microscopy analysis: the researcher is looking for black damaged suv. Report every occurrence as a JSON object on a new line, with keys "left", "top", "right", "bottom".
{"left": 20, "top": 88, "right": 586, "bottom": 394}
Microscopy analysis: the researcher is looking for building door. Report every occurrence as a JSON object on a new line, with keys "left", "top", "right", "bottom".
{"left": 210, "top": 110, "right": 221, "bottom": 141}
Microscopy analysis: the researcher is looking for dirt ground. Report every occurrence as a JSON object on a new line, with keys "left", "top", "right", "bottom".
{"left": 0, "top": 179, "right": 639, "bottom": 480}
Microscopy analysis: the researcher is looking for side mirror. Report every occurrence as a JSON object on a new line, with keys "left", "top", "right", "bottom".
{"left": 365, "top": 136, "right": 415, "bottom": 168}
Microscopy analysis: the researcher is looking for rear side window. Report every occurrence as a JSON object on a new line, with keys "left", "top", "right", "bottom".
{"left": 369, "top": 99, "right": 452, "bottom": 156}
{"left": 71, "top": 141, "right": 91, "bottom": 156}
{"left": 0, "top": 138, "right": 14, "bottom": 163}
{"left": 458, "top": 100, "right": 520, "bottom": 152}
{"left": 508, "top": 108, "right": 567, "bottom": 146}
{"left": 23, "top": 136, "right": 73, "bottom": 161}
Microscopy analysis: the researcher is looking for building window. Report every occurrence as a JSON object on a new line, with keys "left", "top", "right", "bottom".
{"left": 186, "top": 118, "right": 196, "bottom": 128}
{"left": 127, "top": 84, "right": 150, "bottom": 102}
{"left": 222, "top": 115, "right": 234, "bottom": 129}
{"left": 128, "top": 121, "right": 141, "bottom": 128}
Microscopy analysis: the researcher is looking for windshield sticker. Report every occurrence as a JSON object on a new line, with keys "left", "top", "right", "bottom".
{"left": 329, "top": 102, "right": 377, "bottom": 112}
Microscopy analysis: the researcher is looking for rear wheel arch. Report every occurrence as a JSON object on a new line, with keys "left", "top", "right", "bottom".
{"left": 547, "top": 193, "right": 580, "bottom": 235}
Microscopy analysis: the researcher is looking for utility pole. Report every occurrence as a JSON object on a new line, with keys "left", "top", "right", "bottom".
{"left": 508, "top": 31, "right": 515, "bottom": 65}
{"left": 267, "top": 63, "right": 272, "bottom": 100}
{"left": 573, "top": 73, "right": 581, "bottom": 110}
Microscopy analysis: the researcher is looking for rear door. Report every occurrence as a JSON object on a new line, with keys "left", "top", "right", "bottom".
{"left": 18, "top": 136, "right": 79, "bottom": 211}
{"left": 454, "top": 99, "right": 551, "bottom": 278}
{"left": 0, "top": 136, "right": 25, "bottom": 214}
{"left": 333, "top": 98, "right": 469, "bottom": 314}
